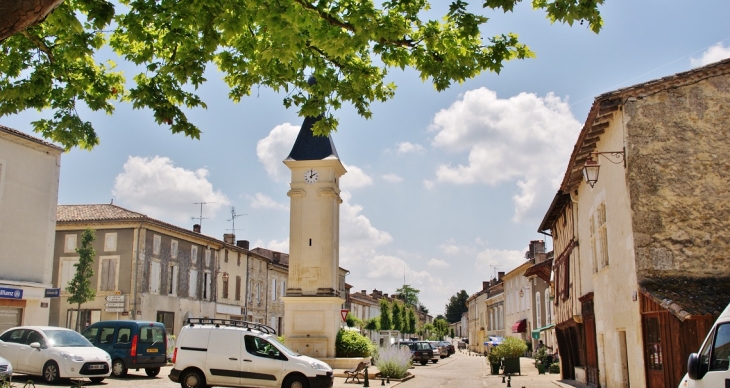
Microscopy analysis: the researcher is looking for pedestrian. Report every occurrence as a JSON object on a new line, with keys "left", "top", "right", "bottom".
{"left": 537, "top": 340, "right": 545, "bottom": 350}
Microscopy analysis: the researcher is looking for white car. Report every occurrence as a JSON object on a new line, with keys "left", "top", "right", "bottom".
{"left": 0, "top": 326, "right": 111, "bottom": 384}
{"left": 0, "top": 354, "right": 12, "bottom": 383}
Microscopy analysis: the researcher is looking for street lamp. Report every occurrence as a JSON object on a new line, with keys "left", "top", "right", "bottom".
{"left": 582, "top": 148, "right": 626, "bottom": 188}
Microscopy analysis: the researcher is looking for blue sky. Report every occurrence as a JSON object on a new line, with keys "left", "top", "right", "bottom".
{"left": 4, "top": 1, "right": 730, "bottom": 316}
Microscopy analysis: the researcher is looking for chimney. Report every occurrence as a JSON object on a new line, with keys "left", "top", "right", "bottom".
{"left": 273, "top": 252, "right": 281, "bottom": 263}
{"left": 361, "top": 290, "right": 366, "bottom": 294}
{"left": 498, "top": 271, "right": 505, "bottom": 281}
{"left": 223, "top": 233, "right": 235, "bottom": 244}
{"left": 236, "top": 240, "right": 249, "bottom": 250}
{"left": 193, "top": 224, "right": 201, "bottom": 233}
{"left": 483, "top": 281, "right": 489, "bottom": 291}
{"left": 384, "top": 293, "right": 389, "bottom": 298}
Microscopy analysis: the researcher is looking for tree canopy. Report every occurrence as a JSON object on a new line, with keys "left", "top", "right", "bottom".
{"left": 445, "top": 290, "right": 469, "bottom": 323}
{"left": 0, "top": 0, "right": 603, "bottom": 150}
{"left": 395, "top": 284, "right": 420, "bottom": 307}
{"left": 379, "top": 298, "right": 392, "bottom": 330}
{"left": 66, "top": 228, "right": 96, "bottom": 332}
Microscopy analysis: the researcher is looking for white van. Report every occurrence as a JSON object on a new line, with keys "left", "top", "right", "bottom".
{"left": 679, "top": 302, "right": 730, "bottom": 387}
{"left": 169, "top": 318, "right": 333, "bottom": 388}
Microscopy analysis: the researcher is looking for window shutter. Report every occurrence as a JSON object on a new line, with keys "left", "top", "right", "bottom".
{"left": 272, "top": 279, "right": 276, "bottom": 301}
{"left": 100, "top": 260, "right": 109, "bottom": 291}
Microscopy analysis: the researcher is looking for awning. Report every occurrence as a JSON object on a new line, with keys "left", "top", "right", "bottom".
{"left": 531, "top": 324, "right": 555, "bottom": 339}
{"left": 511, "top": 319, "right": 527, "bottom": 333}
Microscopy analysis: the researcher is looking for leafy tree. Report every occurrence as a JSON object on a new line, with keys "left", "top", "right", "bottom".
{"left": 407, "top": 308, "right": 417, "bottom": 335}
{"left": 450, "top": 328, "right": 455, "bottom": 338}
{"left": 0, "top": 0, "right": 604, "bottom": 150}
{"left": 395, "top": 284, "right": 420, "bottom": 307}
{"left": 417, "top": 303, "right": 429, "bottom": 314}
{"left": 345, "top": 313, "right": 362, "bottom": 329}
{"left": 379, "top": 299, "right": 392, "bottom": 331}
{"left": 392, "top": 301, "right": 403, "bottom": 332}
{"left": 66, "top": 228, "right": 96, "bottom": 332}
{"left": 364, "top": 317, "right": 380, "bottom": 335}
{"left": 433, "top": 318, "right": 449, "bottom": 341}
{"left": 445, "top": 290, "right": 470, "bottom": 323}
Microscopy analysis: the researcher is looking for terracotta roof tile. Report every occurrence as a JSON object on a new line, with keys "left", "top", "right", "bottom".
{"left": 57, "top": 204, "right": 147, "bottom": 222}
{"left": 639, "top": 276, "right": 730, "bottom": 321}
{"left": 0, "top": 125, "right": 64, "bottom": 151}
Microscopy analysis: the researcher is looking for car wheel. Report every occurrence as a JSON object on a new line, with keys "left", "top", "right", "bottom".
{"left": 419, "top": 360, "right": 428, "bottom": 365}
{"left": 145, "top": 367, "right": 161, "bottom": 377}
{"left": 282, "top": 374, "right": 309, "bottom": 388}
{"left": 180, "top": 369, "right": 206, "bottom": 388}
{"left": 432, "top": 359, "right": 439, "bottom": 364}
{"left": 112, "top": 359, "right": 128, "bottom": 377}
{"left": 90, "top": 377, "right": 105, "bottom": 383}
{"left": 43, "top": 361, "right": 61, "bottom": 384}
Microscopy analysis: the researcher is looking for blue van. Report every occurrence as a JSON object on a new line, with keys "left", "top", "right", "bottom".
{"left": 82, "top": 320, "right": 167, "bottom": 377}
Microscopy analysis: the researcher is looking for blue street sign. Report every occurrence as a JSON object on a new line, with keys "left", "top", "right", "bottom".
{"left": 0, "top": 287, "right": 23, "bottom": 300}
{"left": 44, "top": 288, "right": 61, "bottom": 298}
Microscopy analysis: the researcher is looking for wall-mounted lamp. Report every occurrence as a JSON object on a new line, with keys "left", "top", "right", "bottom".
{"left": 221, "top": 272, "right": 229, "bottom": 282}
{"left": 518, "top": 287, "right": 530, "bottom": 298}
{"left": 583, "top": 148, "right": 626, "bottom": 188}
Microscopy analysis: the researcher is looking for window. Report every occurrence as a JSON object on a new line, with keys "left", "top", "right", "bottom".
{"left": 710, "top": 323, "right": 730, "bottom": 371}
{"left": 205, "top": 249, "right": 211, "bottom": 267}
{"left": 99, "top": 327, "right": 115, "bottom": 344}
{"left": 168, "top": 264, "right": 178, "bottom": 295}
{"left": 644, "top": 316, "right": 663, "bottom": 371}
{"left": 104, "top": 233, "right": 117, "bottom": 252}
{"left": 66, "top": 309, "right": 100, "bottom": 331}
{"left": 61, "top": 259, "right": 79, "bottom": 289}
{"left": 224, "top": 250, "right": 228, "bottom": 263}
{"left": 546, "top": 292, "right": 552, "bottom": 325}
{"left": 203, "top": 271, "right": 211, "bottom": 300}
{"left": 153, "top": 234, "right": 161, "bottom": 256}
{"left": 281, "top": 280, "right": 286, "bottom": 297}
{"left": 149, "top": 261, "right": 161, "bottom": 293}
{"left": 222, "top": 275, "right": 229, "bottom": 299}
{"left": 189, "top": 269, "right": 198, "bottom": 298}
{"left": 139, "top": 326, "right": 165, "bottom": 344}
{"left": 171, "top": 240, "right": 178, "bottom": 259}
{"left": 191, "top": 246, "right": 198, "bottom": 264}
{"left": 271, "top": 279, "right": 277, "bottom": 301}
{"left": 248, "top": 280, "right": 253, "bottom": 302}
{"left": 235, "top": 276, "right": 241, "bottom": 301}
{"left": 99, "top": 257, "right": 118, "bottom": 291}
{"left": 64, "top": 234, "right": 77, "bottom": 253}
{"left": 257, "top": 282, "right": 261, "bottom": 305}
{"left": 237, "top": 252, "right": 241, "bottom": 266}
{"left": 535, "top": 292, "right": 542, "bottom": 328}
{"left": 117, "top": 327, "right": 131, "bottom": 343}
{"left": 598, "top": 203, "right": 609, "bottom": 268}
{"left": 590, "top": 203, "right": 609, "bottom": 272}
{"left": 156, "top": 311, "right": 175, "bottom": 335}
{"left": 244, "top": 335, "right": 283, "bottom": 359}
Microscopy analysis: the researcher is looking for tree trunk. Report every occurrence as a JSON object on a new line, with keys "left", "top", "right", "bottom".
{"left": 0, "top": 0, "right": 65, "bottom": 41}
{"left": 76, "top": 302, "right": 81, "bottom": 332}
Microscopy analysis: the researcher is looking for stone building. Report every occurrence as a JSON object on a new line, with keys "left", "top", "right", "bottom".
{"left": 485, "top": 273, "right": 505, "bottom": 341}
{"left": 502, "top": 262, "right": 532, "bottom": 342}
{"left": 523, "top": 240, "right": 556, "bottom": 351}
{"left": 0, "top": 126, "right": 63, "bottom": 332}
{"left": 250, "top": 247, "right": 289, "bottom": 334}
{"left": 539, "top": 58, "right": 730, "bottom": 387}
{"left": 466, "top": 285, "right": 488, "bottom": 353}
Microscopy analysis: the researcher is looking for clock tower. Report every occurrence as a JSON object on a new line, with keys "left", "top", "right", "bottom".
{"left": 282, "top": 112, "right": 346, "bottom": 359}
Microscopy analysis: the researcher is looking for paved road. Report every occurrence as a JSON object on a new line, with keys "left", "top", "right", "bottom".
{"left": 10, "top": 352, "right": 566, "bottom": 388}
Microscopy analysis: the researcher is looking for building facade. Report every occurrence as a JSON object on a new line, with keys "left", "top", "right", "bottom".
{"left": 0, "top": 126, "right": 63, "bottom": 332}
{"left": 502, "top": 262, "right": 532, "bottom": 342}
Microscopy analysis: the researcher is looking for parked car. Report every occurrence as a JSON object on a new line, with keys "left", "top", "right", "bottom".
{"left": 397, "top": 341, "right": 433, "bottom": 366}
{"left": 0, "top": 354, "right": 13, "bottom": 383}
{"left": 0, "top": 326, "right": 111, "bottom": 384}
{"left": 170, "top": 318, "right": 333, "bottom": 388}
{"left": 439, "top": 341, "right": 455, "bottom": 356}
{"left": 82, "top": 320, "right": 167, "bottom": 378}
{"left": 679, "top": 302, "right": 730, "bottom": 387}
{"left": 458, "top": 341, "right": 467, "bottom": 350}
{"left": 429, "top": 341, "right": 447, "bottom": 361}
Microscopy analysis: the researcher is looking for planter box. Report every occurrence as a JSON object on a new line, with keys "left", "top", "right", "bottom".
{"left": 502, "top": 357, "right": 521, "bottom": 375}
{"left": 490, "top": 362, "right": 501, "bottom": 375}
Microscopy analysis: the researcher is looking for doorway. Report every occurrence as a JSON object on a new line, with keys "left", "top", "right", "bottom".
{"left": 618, "top": 330, "right": 630, "bottom": 387}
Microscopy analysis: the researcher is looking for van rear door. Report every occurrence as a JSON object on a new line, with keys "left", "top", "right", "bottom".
{"left": 136, "top": 325, "right": 167, "bottom": 366}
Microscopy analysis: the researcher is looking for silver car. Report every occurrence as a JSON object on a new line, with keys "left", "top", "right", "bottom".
{"left": 0, "top": 354, "right": 12, "bottom": 383}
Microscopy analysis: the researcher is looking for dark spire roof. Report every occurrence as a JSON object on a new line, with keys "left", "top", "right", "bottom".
{"left": 286, "top": 115, "right": 339, "bottom": 161}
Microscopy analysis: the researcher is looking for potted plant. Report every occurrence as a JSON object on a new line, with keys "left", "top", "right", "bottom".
{"left": 487, "top": 347, "right": 502, "bottom": 375}
{"left": 534, "top": 346, "right": 548, "bottom": 374}
{"left": 493, "top": 337, "right": 527, "bottom": 375}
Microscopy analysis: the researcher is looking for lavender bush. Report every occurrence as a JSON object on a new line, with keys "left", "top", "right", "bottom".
{"left": 375, "top": 346, "right": 412, "bottom": 379}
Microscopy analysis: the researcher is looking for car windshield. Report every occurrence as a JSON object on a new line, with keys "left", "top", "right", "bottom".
{"left": 43, "top": 330, "right": 93, "bottom": 347}
{"left": 266, "top": 335, "right": 299, "bottom": 357}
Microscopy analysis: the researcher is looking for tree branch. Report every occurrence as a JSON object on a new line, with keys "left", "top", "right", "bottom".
{"left": 21, "top": 30, "right": 54, "bottom": 62}
{"left": 291, "top": 0, "right": 355, "bottom": 33}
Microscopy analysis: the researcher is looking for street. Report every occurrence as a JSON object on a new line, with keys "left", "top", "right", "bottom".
{"left": 9, "top": 351, "right": 568, "bottom": 388}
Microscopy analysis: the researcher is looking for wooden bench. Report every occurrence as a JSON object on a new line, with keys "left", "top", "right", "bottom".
{"left": 344, "top": 361, "right": 368, "bottom": 383}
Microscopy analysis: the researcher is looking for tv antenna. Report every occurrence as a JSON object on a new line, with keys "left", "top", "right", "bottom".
{"left": 191, "top": 202, "right": 213, "bottom": 228}
{"left": 490, "top": 264, "right": 501, "bottom": 280}
{"left": 227, "top": 207, "right": 247, "bottom": 234}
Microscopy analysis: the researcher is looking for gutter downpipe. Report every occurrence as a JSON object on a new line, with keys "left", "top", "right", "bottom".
{"left": 243, "top": 251, "right": 249, "bottom": 319}
{"left": 133, "top": 221, "right": 144, "bottom": 320}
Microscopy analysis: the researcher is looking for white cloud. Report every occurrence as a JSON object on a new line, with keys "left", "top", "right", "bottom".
{"left": 427, "top": 258, "right": 450, "bottom": 268}
{"left": 252, "top": 237, "right": 289, "bottom": 253}
{"left": 250, "top": 193, "right": 288, "bottom": 211}
{"left": 113, "top": 156, "right": 230, "bottom": 224}
{"left": 340, "top": 164, "right": 373, "bottom": 190}
{"left": 428, "top": 88, "right": 581, "bottom": 222}
{"left": 397, "top": 142, "right": 426, "bottom": 154}
{"left": 439, "top": 241, "right": 461, "bottom": 255}
{"left": 340, "top": 191, "right": 393, "bottom": 248}
{"left": 691, "top": 43, "right": 730, "bottom": 68}
{"left": 381, "top": 173, "right": 403, "bottom": 183}
{"left": 256, "top": 123, "right": 299, "bottom": 181}
{"left": 474, "top": 247, "right": 526, "bottom": 278}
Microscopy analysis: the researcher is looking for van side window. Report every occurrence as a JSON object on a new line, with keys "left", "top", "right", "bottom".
{"left": 82, "top": 327, "right": 98, "bottom": 342}
{"left": 244, "top": 335, "right": 283, "bottom": 360}
{"left": 100, "top": 327, "right": 115, "bottom": 344}
{"left": 117, "top": 328, "right": 131, "bottom": 343}
{"left": 710, "top": 323, "right": 730, "bottom": 371}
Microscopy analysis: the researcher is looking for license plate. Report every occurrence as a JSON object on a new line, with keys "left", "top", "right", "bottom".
{"left": 147, "top": 348, "right": 158, "bottom": 353}
{"left": 89, "top": 365, "right": 105, "bottom": 370}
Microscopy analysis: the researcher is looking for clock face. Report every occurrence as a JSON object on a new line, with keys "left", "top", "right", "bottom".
{"left": 304, "top": 169, "right": 319, "bottom": 184}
